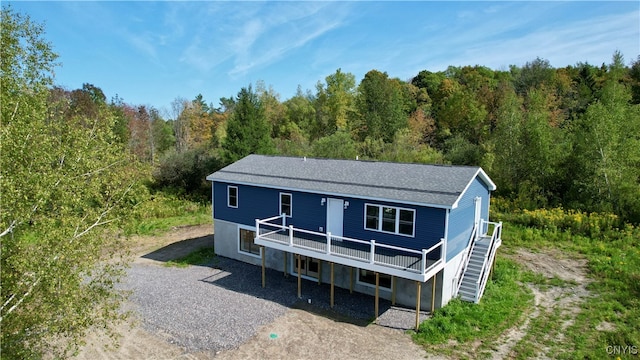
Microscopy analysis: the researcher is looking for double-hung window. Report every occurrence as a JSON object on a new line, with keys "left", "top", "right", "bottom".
{"left": 227, "top": 186, "right": 238, "bottom": 208}
{"left": 279, "top": 193, "right": 292, "bottom": 217}
{"left": 364, "top": 204, "right": 415, "bottom": 236}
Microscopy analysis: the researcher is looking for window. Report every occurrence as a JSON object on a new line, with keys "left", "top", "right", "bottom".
{"left": 227, "top": 186, "right": 238, "bottom": 208}
{"left": 358, "top": 269, "right": 392, "bottom": 289}
{"left": 280, "top": 193, "right": 292, "bottom": 217}
{"left": 364, "top": 204, "right": 415, "bottom": 237}
{"left": 239, "top": 228, "right": 260, "bottom": 256}
{"left": 366, "top": 205, "right": 379, "bottom": 230}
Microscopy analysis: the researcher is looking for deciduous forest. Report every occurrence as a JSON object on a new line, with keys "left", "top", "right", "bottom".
{"left": 1, "top": 7, "right": 638, "bottom": 359}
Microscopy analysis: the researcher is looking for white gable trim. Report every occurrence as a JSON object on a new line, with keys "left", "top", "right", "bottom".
{"left": 451, "top": 168, "right": 496, "bottom": 209}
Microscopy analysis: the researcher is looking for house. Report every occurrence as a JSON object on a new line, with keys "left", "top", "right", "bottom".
{"left": 206, "top": 155, "right": 502, "bottom": 326}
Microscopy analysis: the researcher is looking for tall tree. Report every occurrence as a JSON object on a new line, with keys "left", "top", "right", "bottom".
{"left": 1, "top": 7, "right": 139, "bottom": 358}
{"left": 570, "top": 54, "right": 640, "bottom": 222}
{"left": 355, "top": 70, "right": 408, "bottom": 142}
{"left": 222, "top": 85, "right": 275, "bottom": 164}
{"left": 318, "top": 68, "right": 356, "bottom": 132}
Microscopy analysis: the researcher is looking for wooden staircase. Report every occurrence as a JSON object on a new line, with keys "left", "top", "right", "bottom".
{"left": 456, "top": 221, "right": 502, "bottom": 303}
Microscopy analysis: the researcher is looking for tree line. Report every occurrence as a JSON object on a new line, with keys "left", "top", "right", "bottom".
{"left": 1, "top": 6, "right": 639, "bottom": 358}
{"left": 119, "top": 55, "right": 640, "bottom": 224}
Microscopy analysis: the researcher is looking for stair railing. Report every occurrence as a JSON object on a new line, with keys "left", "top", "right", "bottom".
{"left": 474, "top": 221, "right": 502, "bottom": 302}
{"left": 454, "top": 221, "right": 478, "bottom": 297}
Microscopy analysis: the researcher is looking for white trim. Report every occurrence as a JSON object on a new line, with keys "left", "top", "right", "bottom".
{"left": 211, "top": 179, "right": 453, "bottom": 209}
{"left": 443, "top": 208, "right": 449, "bottom": 261}
{"left": 237, "top": 224, "right": 261, "bottom": 259}
{"left": 227, "top": 185, "right": 238, "bottom": 208}
{"left": 451, "top": 168, "right": 496, "bottom": 209}
{"left": 356, "top": 268, "right": 392, "bottom": 291}
{"left": 364, "top": 203, "right": 415, "bottom": 237}
{"left": 279, "top": 192, "right": 292, "bottom": 218}
{"left": 255, "top": 236, "right": 444, "bottom": 282}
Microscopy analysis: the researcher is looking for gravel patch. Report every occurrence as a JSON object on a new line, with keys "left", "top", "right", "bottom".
{"left": 125, "top": 256, "right": 428, "bottom": 354}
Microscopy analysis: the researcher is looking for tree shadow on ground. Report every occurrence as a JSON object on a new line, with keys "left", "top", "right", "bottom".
{"left": 141, "top": 234, "right": 213, "bottom": 262}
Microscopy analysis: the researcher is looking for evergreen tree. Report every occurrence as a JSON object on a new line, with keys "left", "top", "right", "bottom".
{"left": 222, "top": 85, "right": 275, "bottom": 164}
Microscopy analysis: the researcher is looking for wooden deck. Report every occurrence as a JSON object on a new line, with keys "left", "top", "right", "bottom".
{"left": 258, "top": 229, "right": 438, "bottom": 274}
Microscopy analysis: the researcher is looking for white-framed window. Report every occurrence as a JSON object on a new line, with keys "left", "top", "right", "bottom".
{"left": 364, "top": 203, "right": 415, "bottom": 237}
{"left": 279, "top": 192, "right": 292, "bottom": 217}
{"left": 227, "top": 185, "right": 238, "bottom": 208}
{"left": 238, "top": 225, "right": 260, "bottom": 257}
{"left": 357, "top": 269, "right": 392, "bottom": 290}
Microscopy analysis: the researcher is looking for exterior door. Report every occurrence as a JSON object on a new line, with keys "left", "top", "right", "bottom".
{"left": 294, "top": 255, "right": 320, "bottom": 278}
{"left": 326, "top": 198, "right": 344, "bottom": 237}
{"left": 474, "top": 197, "right": 482, "bottom": 237}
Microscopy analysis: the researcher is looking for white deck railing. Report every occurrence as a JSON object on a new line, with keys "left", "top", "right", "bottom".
{"left": 255, "top": 214, "right": 444, "bottom": 280}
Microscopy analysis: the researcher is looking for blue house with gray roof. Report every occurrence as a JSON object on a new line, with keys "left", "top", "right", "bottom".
{"left": 206, "top": 155, "right": 502, "bottom": 322}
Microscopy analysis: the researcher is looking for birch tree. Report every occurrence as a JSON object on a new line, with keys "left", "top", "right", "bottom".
{"left": 1, "top": 8, "right": 140, "bottom": 358}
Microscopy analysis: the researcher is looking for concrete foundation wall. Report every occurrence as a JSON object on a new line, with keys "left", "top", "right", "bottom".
{"left": 440, "top": 250, "right": 465, "bottom": 306}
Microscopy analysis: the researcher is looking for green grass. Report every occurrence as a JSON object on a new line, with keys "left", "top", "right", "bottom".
{"left": 165, "top": 247, "right": 217, "bottom": 268}
{"left": 502, "top": 222, "right": 640, "bottom": 359}
{"left": 412, "top": 258, "right": 534, "bottom": 357}
{"left": 123, "top": 194, "right": 211, "bottom": 236}
{"left": 413, "top": 206, "right": 640, "bottom": 359}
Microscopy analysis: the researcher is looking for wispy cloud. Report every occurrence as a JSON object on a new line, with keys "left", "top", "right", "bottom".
{"left": 174, "top": 2, "right": 352, "bottom": 78}
{"left": 452, "top": 10, "right": 639, "bottom": 69}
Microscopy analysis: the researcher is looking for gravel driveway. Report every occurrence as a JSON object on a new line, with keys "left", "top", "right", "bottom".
{"left": 68, "top": 226, "right": 431, "bottom": 359}
{"left": 127, "top": 256, "right": 423, "bottom": 354}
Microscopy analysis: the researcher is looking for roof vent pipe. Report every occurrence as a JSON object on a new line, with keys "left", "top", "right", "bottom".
{"left": 356, "top": 156, "right": 359, "bottom": 160}
{"left": 303, "top": 156, "right": 306, "bottom": 161}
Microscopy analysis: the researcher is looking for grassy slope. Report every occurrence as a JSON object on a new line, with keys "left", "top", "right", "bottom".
{"left": 413, "top": 207, "right": 640, "bottom": 359}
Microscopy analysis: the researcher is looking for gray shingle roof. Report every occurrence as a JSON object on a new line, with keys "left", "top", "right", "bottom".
{"left": 206, "top": 155, "right": 495, "bottom": 208}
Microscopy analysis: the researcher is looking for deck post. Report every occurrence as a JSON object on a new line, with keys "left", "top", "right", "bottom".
{"left": 374, "top": 272, "right": 380, "bottom": 321}
{"left": 431, "top": 274, "right": 436, "bottom": 313}
{"left": 318, "top": 260, "right": 322, "bottom": 285}
{"left": 422, "top": 249, "right": 428, "bottom": 273}
{"left": 261, "top": 246, "right": 266, "bottom": 288}
{"left": 289, "top": 225, "right": 294, "bottom": 246}
{"left": 282, "top": 213, "right": 286, "bottom": 227}
{"left": 297, "top": 254, "right": 302, "bottom": 298}
{"left": 415, "top": 281, "right": 422, "bottom": 330}
{"left": 326, "top": 232, "right": 332, "bottom": 254}
{"left": 349, "top": 267, "right": 354, "bottom": 294}
{"left": 391, "top": 275, "right": 396, "bottom": 305}
{"left": 330, "top": 262, "right": 335, "bottom": 308}
{"left": 370, "top": 240, "right": 376, "bottom": 264}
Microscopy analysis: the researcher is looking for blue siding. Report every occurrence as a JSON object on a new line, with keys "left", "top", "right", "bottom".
{"left": 213, "top": 181, "right": 446, "bottom": 253}
{"left": 343, "top": 198, "right": 445, "bottom": 252}
{"left": 446, "top": 176, "right": 491, "bottom": 261}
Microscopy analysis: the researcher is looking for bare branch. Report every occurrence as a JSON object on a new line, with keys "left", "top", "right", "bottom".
{"left": 0, "top": 220, "right": 17, "bottom": 238}
{"left": 77, "top": 160, "right": 124, "bottom": 179}
{"left": 0, "top": 276, "right": 41, "bottom": 323}
{"left": 1, "top": 294, "right": 16, "bottom": 311}
{"left": 10, "top": 100, "right": 19, "bottom": 122}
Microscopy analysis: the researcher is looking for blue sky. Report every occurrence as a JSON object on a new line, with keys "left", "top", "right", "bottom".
{"left": 8, "top": 1, "right": 640, "bottom": 115}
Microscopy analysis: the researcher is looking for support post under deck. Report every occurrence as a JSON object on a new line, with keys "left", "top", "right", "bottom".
{"left": 415, "top": 281, "right": 422, "bottom": 331}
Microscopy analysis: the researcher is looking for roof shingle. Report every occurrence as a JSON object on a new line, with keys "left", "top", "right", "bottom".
{"left": 207, "top": 155, "right": 495, "bottom": 208}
